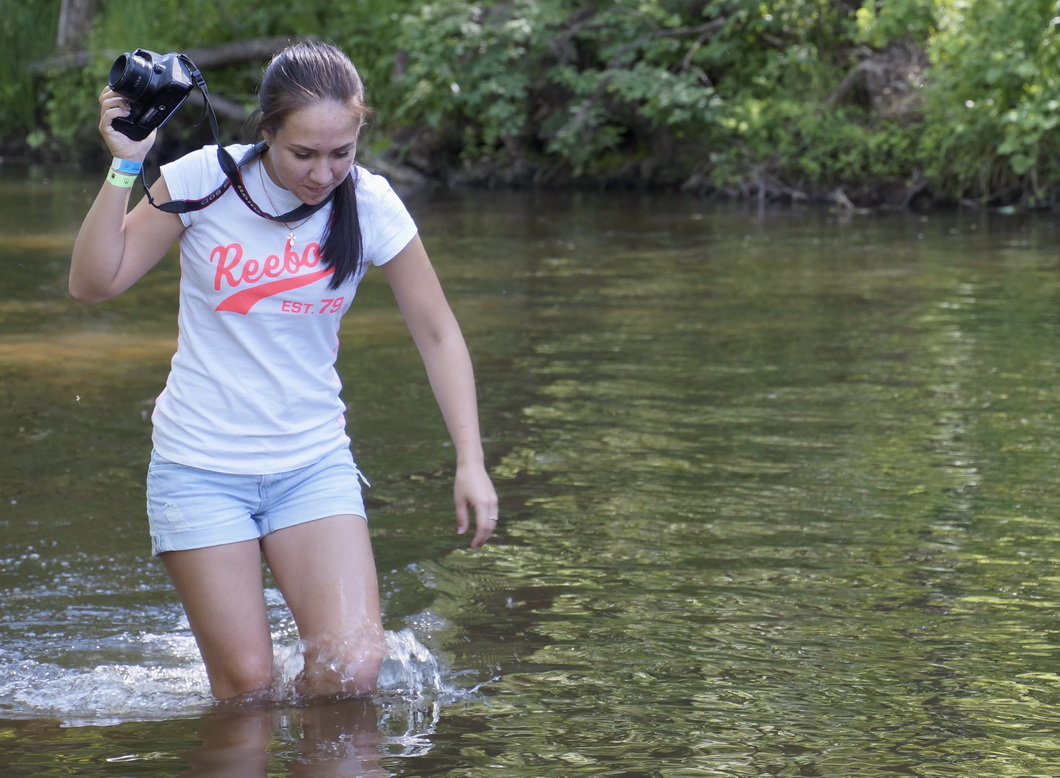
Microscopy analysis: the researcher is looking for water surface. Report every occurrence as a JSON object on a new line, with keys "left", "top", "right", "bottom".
{"left": 4, "top": 166, "right": 1060, "bottom": 775}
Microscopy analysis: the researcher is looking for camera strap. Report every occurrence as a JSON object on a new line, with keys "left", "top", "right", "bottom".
{"left": 141, "top": 57, "right": 334, "bottom": 222}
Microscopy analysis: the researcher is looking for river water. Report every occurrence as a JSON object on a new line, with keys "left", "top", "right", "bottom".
{"left": 3, "top": 165, "right": 1060, "bottom": 775}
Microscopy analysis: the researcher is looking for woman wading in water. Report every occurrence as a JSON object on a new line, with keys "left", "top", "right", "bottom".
{"left": 70, "top": 40, "right": 498, "bottom": 701}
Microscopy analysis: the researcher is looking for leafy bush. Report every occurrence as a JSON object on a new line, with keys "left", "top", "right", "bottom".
{"left": 854, "top": 0, "right": 935, "bottom": 48}
{"left": 7, "top": 0, "right": 414, "bottom": 161}
{"left": 921, "top": 0, "right": 1060, "bottom": 203}
{"left": 8, "top": 0, "right": 1060, "bottom": 204}
{"left": 0, "top": 0, "right": 60, "bottom": 151}
{"left": 394, "top": 0, "right": 727, "bottom": 175}
{"left": 391, "top": 0, "right": 924, "bottom": 191}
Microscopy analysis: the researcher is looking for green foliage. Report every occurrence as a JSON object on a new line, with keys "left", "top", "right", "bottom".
{"left": 5, "top": 0, "right": 415, "bottom": 160}
{"left": 920, "top": 0, "right": 1060, "bottom": 202}
{"left": 390, "top": 0, "right": 1060, "bottom": 202}
{"left": 855, "top": 0, "right": 935, "bottom": 48}
{"left": 395, "top": 0, "right": 725, "bottom": 173}
{"left": 714, "top": 97, "right": 918, "bottom": 192}
{"left": 7, "top": 0, "right": 1060, "bottom": 203}
{"left": 0, "top": 0, "right": 60, "bottom": 149}
{"left": 392, "top": 0, "right": 922, "bottom": 186}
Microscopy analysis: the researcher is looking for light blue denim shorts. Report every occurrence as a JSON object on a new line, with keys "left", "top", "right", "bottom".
{"left": 146, "top": 446, "right": 368, "bottom": 555}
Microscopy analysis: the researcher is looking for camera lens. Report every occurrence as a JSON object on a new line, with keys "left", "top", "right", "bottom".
{"left": 108, "top": 53, "right": 151, "bottom": 100}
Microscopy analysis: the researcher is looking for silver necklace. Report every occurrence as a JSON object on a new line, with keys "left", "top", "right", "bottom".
{"left": 258, "top": 159, "right": 313, "bottom": 248}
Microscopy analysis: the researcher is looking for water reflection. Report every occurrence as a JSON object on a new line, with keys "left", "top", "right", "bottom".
{"left": 10, "top": 164, "right": 1060, "bottom": 773}
{"left": 179, "top": 705, "right": 275, "bottom": 777}
{"left": 179, "top": 697, "right": 389, "bottom": 778}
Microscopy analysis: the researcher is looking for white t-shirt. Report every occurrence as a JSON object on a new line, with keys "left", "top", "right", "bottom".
{"left": 152, "top": 144, "right": 418, "bottom": 473}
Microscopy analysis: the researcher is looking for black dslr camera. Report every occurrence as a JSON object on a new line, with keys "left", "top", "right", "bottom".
{"left": 108, "top": 48, "right": 194, "bottom": 140}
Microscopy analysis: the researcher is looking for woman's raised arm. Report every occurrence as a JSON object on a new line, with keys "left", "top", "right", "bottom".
{"left": 69, "top": 87, "right": 185, "bottom": 303}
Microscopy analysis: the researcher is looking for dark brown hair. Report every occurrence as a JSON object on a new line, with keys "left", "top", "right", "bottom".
{"left": 258, "top": 41, "right": 372, "bottom": 288}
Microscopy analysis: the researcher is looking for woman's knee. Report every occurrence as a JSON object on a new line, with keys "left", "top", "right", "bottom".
{"left": 207, "top": 653, "right": 276, "bottom": 701}
{"left": 298, "top": 629, "right": 387, "bottom": 697}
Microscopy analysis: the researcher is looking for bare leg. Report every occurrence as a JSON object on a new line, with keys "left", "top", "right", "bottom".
{"left": 162, "top": 540, "right": 276, "bottom": 700}
{"left": 261, "top": 515, "right": 386, "bottom": 698}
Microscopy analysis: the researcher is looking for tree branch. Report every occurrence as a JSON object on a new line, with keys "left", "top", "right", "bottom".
{"left": 33, "top": 35, "right": 313, "bottom": 75}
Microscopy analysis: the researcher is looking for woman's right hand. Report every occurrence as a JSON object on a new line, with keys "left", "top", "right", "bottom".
{"left": 98, "top": 86, "right": 156, "bottom": 161}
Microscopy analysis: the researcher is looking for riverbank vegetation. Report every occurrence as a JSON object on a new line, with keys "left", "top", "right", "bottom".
{"left": 4, "top": 0, "right": 1060, "bottom": 208}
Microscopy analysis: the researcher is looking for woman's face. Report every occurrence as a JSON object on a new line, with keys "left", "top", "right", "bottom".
{"left": 262, "top": 100, "right": 362, "bottom": 205}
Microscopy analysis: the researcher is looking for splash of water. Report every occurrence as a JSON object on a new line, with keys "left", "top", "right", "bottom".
{"left": 378, "top": 629, "right": 447, "bottom": 699}
{"left": 0, "top": 636, "right": 211, "bottom": 727}
{"left": 0, "top": 625, "right": 470, "bottom": 727}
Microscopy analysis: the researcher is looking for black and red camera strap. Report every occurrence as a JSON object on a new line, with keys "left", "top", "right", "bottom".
{"left": 140, "top": 56, "right": 333, "bottom": 222}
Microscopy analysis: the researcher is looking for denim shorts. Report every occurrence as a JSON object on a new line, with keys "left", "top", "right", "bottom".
{"left": 146, "top": 446, "right": 368, "bottom": 555}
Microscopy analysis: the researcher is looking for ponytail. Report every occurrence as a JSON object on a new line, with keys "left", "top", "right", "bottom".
{"left": 323, "top": 171, "right": 362, "bottom": 288}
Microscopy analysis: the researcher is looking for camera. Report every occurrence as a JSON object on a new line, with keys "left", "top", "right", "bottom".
{"left": 108, "top": 48, "right": 194, "bottom": 140}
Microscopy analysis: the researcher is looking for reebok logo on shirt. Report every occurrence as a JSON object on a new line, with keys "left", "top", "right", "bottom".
{"left": 209, "top": 240, "right": 333, "bottom": 314}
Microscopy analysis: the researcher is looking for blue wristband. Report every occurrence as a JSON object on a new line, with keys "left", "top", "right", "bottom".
{"left": 110, "top": 157, "right": 143, "bottom": 175}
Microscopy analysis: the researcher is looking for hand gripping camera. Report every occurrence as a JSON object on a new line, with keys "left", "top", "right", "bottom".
{"left": 108, "top": 48, "right": 195, "bottom": 140}
{"left": 104, "top": 46, "right": 331, "bottom": 226}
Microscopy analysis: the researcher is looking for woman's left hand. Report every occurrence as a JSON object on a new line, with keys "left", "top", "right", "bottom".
{"left": 454, "top": 464, "right": 499, "bottom": 549}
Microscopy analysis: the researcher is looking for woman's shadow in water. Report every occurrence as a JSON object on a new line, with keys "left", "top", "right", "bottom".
{"left": 177, "top": 696, "right": 392, "bottom": 777}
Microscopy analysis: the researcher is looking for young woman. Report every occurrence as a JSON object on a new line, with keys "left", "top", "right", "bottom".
{"left": 70, "top": 41, "right": 499, "bottom": 701}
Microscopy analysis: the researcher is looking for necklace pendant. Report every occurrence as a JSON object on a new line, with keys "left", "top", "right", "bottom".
{"left": 286, "top": 231, "right": 296, "bottom": 247}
